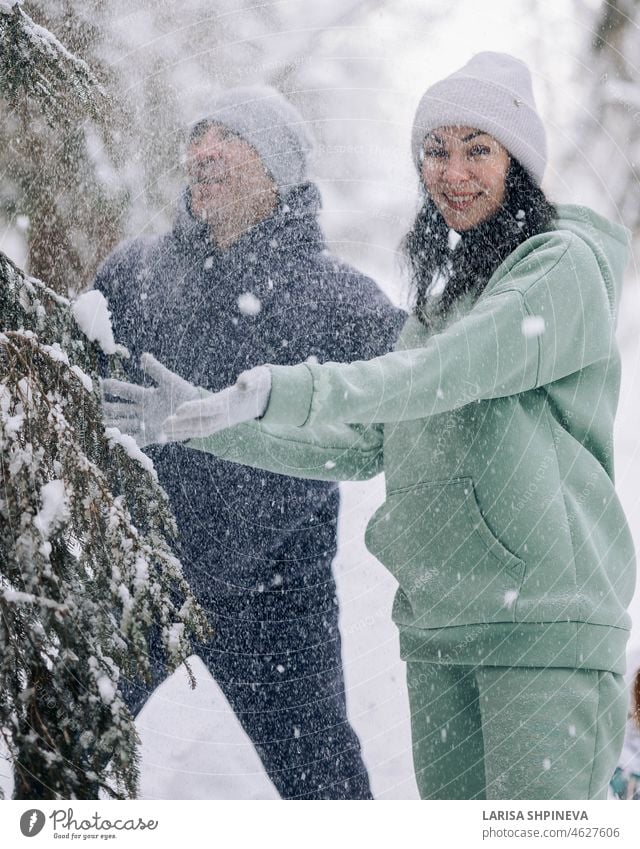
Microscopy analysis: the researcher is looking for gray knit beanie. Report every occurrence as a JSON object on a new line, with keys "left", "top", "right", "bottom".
{"left": 188, "top": 86, "right": 313, "bottom": 192}
{"left": 411, "top": 52, "right": 547, "bottom": 186}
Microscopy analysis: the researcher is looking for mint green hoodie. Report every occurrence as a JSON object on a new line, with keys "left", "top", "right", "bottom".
{"left": 191, "top": 205, "right": 636, "bottom": 674}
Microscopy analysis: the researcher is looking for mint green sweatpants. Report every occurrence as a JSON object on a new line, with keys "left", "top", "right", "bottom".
{"left": 406, "top": 663, "right": 628, "bottom": 800}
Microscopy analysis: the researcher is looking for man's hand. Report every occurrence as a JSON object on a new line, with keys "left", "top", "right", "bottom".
{"left": 162, "top": 366, "right": 272, "bottom": 441}
{"left": 100, "top": 353, "right": 209, "bottom": 447}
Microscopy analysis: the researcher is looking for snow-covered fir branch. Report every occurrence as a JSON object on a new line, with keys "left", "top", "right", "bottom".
{"left": 0, "top": 251, "right": 209, "bottom": 800}
{"left": 0, "top": 0, "right": 105, "bottom": 123}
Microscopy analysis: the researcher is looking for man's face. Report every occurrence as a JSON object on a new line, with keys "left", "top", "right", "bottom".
{"left": 186, "top": 124, "right": 278, "bottom": 242}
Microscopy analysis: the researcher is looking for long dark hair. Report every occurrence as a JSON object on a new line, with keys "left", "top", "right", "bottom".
{"left": 404, "top": 158, "right": 557, "bottom": 326}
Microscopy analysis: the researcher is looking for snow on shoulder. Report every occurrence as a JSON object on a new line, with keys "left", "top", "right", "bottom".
{"left": 72, "top": 290, "right": 127, "bottom": 356}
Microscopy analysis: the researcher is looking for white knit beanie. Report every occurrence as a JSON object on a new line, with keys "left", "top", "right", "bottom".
{"left": 189, "top": 86, "right": 314, "bottom": 192}
{"left": 411, "top": 52, "right": 547, "bottom": 186}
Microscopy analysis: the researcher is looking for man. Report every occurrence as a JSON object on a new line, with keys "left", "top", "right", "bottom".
{"left": 94, "top": 86, "right": 404, "bottom": 799}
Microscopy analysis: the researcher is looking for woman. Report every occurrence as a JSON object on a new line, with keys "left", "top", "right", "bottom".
{"left": 103, "top": 53, "right": 635, "bottom": 799}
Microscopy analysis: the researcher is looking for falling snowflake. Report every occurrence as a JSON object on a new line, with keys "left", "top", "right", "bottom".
{"left": 237, "top": 292, "right": 261, "bottom": 316}
{"left": 504, "top": 589, "right": 519, "bottom": 609}
{"left": 521, "top": 315, "right": 545, "bottom": 337}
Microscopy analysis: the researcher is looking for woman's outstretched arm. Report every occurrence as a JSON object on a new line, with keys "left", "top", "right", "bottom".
{"left": 190, "top": 420, "right": 384, "bottom": 482}
{"left": 102, "top": 355, "right": 384, "bottom": 480}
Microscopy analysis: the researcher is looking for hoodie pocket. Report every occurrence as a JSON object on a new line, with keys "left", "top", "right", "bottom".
{"left": 365, "top": 477, "right": 525, "bottom": 627}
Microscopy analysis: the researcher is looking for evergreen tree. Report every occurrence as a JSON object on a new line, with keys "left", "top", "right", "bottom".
{"left": 0, "top": 1, "right": 208, "bottom": 800}
{"left": 0, "top": 0, "right": 126, "bottom": 295}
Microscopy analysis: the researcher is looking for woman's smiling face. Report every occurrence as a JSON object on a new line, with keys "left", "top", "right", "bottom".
{"left": 420, "top": 126, "right": 510, "bottom": 231}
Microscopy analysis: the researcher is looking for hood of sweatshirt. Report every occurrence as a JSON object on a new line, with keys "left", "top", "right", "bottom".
{"left": 553, "top": 203, "right": 630, "bottom": 318}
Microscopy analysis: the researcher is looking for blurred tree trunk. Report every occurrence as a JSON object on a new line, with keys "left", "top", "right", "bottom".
{"left": 17, "top": 121, "right": 125, "bottom": 295}
{"left": 562, "top": 0, "right": 640, "bottom": 236}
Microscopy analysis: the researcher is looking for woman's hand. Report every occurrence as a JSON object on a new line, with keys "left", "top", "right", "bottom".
{"left": 162, "top": 366, "right": 272, "bottom": 441}
{"left": 100, "top": 353, "right": 209, "bottom": 447}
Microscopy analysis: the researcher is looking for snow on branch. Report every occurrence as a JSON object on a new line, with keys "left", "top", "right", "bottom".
{"left": 0, "top": 0, "right": 105, "bottom": 123}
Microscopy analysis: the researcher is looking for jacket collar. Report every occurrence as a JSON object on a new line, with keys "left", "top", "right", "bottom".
{"left": 172, "top": 181, "right": 325, "bottom": 258}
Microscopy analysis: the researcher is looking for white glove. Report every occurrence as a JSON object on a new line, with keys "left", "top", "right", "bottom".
{"left": 162, "top": 366, "right": 272, "bottom": 441}
{"left": 100, "top": 353, "right": 209, "bottom": 447}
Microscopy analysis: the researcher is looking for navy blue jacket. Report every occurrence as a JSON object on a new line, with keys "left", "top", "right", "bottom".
{"left": 94, "top": 182, "right": 404, "bottom": 592}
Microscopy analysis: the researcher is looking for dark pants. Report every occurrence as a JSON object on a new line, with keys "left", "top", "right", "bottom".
{"left": 124, "top": 480, "right": 372, "bottom": 800}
